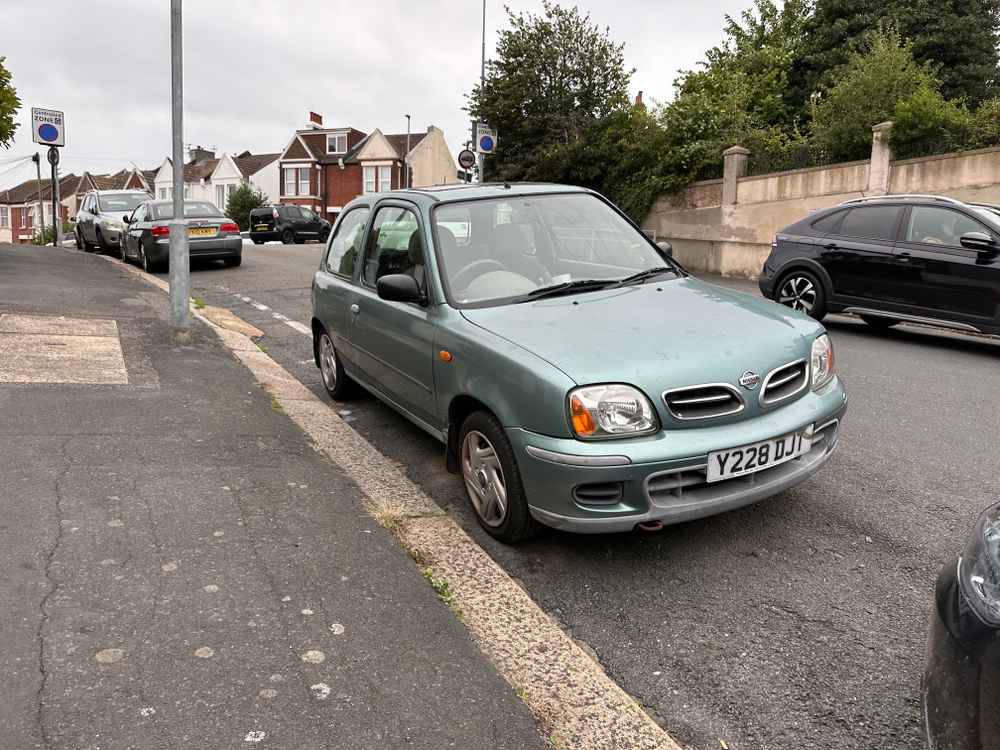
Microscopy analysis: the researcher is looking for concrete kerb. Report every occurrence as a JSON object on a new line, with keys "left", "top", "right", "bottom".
{"left": 96, "top": 252, "right": 684, "bottom": 750}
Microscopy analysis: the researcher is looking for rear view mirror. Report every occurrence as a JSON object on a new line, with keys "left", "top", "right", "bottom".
{"left": 960, "top": 231, "right": 996, "bottom": 253}
{"left": 122, "top": 214, "right": 131, "bottom": 224}
{"left": 377, "top": 274, "right": 425, "bottom": 304}
{"left": 656, "top": 240, "right": 673, "bottom": 259}
{"left": 68, "top": 216, "right": 76, "bottom": 222}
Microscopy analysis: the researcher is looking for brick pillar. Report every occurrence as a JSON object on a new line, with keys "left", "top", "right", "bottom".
{"left": 722, "top": 146, "right": 750, "bottom": 205}
{"left": 867, "top": 121, "right": 893, "bottom": 195}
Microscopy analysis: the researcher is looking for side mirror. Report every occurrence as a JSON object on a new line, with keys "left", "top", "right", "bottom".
{"left": 960, "top": 231, "right": 997, "bottom": 254}
{"left": 656, "top": 240, "right": 673, "bottom": 259}
{"left": 122, "top": 214, "right": 131, "bottom": 224}
{"left": 377, "top": 274, "right": 424, "bottom": 304}
{"left": 69, "top": 216, "right": 76, "bottom": 223}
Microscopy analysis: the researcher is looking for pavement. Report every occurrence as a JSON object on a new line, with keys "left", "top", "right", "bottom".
{"left": 0, "top": 242, "right": 545, "bottom": 749}
{"left": 175, "top": 241, "right": 1000, "bottom": 750}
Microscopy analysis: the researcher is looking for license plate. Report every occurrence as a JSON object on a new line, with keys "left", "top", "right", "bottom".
{"left": 189, "top": 227, "right": 216, "bottom": 237}
{"left": 254, "top": 224, "right": 268, "bottom": 231}
{"left": 706, "top": 427, "right": 812, "bottom": 483}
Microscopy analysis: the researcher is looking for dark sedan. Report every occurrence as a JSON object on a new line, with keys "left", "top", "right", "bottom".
{"left": 924, "top": 502, "right": 1000, "bottom": 749}
{"left": 121, "top": 200, "right": 242, "bottom": 273}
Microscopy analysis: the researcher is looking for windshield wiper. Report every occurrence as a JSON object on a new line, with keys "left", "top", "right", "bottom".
{"left": 522, "top": 278, "right": 614, "bottom": 300}
{"left": 613, "top": 266, "right": 676, "bottom": 287}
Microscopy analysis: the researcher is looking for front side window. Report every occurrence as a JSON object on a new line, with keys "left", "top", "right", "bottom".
{"left": 432, "top": 193, "right": 675, "bottom": 307}
{"left": 363, "top": 166, "right": 376, "bottom": 194}
{"left": 838, "top": 206, "right": 900, "bottom": 241}
{"left": 285, "top": 206, "right": 303, "bottom": 219}
{"left": 300, "top": 208, "right": 317, "bottom": 221}
{"left": 298, "top": 168, "right": 310, "bottom": 196}
{"left": 378, "top": 165, "right": 392, "bottom": 193}
{"left": 905, "top": 206, "right": 990, "bottom": 247}
{"left": 325, "top": 207, "right": 370, "bottom": 277}
{"left": 327, "top": 133, "right": 347, "bottom": 154}
{"left": 362, "top": 205, "right": 422, "bottom": 288}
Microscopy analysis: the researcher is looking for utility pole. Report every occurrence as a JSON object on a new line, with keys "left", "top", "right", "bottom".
{"left": 478, "top": 0, "right": 486, "bottom": 183}
{"left": 31, "top": 153, "right": 45, "bottom": 241}
{"left": 404, "top": 114, "right": 411, "bottom": 188}
{"left": 169, "top": 0, "right": 190, "bottom": 329}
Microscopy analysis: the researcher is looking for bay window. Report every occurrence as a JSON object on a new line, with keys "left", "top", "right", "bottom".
{"left": 378, "top": 165, "right": 392, "bottom": 192}
{"left": 363, "top": 166, "right": 376, "bottom": 194}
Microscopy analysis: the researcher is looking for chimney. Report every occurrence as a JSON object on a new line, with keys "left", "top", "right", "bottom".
{"left": 634, "top": 91, "right": 644, "bottom": 108}
{"left": 309, "top": 111, "right": 323, "bottom": 128}
{"left": 427, "top": 125, "right": 438, "bottom": 133}
{"left": 188, "top": 145, "right": 215, "bottom": 163}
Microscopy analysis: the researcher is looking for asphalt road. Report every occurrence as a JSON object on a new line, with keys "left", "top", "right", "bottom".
{"left": 184, "top": 241, "right": 1000, "bottom": 750}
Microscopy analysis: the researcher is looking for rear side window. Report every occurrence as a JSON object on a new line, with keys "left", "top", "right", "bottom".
{"left": 810, "top": 210, "right": 844, "bottom": 234}
{"left": 285, "top": 207, "right": 303, "bottom": 219}
{"left": 838, "top": 206, "right": 901, "bottom": 241}
{"left": 325, "top": 208, "right": 370, "bottom": 277}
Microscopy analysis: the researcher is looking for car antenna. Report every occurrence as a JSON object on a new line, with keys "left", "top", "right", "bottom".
{"left": 503, "top": 182, "right": 511, "bottom": 189}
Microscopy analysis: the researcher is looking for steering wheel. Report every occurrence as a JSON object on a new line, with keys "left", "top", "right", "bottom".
{"left": 452, "top": 259, "right": 506, "bottom": 290}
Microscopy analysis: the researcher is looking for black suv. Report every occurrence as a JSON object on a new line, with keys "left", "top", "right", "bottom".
{"left": 759, "top": 195, "right": 1000, "bottom": 335}
{"left": 248, "top": 205, "right": 330, "bottom": 245}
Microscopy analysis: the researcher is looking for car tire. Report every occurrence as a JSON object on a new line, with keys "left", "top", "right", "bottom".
{"left": 459, "top": 410, "right": 540, "bottom": 544}
{"left": 252, "top": 239, "right": 264, "bottom": 245}
{"left": 74, "top": 228, "right": 84, "bottom": 250}
{"left": 317, "top": 329, "right": 357, "bottom": 401}
{"left": 774, "top": 269, "right": 827, "bottom": 320}
{"left": 140, "top": 246, "right": 159, "bottom": 274}
{"left": 95, "top": 227, "right": 109, "bottom": 254}
{"left": 119, "top": 239, "right": 128, "bottom": 262}
{"left": 281, "top": 230, "right": 295, "bottom": 245}
{"left": 224, "top": 256, "right": 242, "bottom": 268}
{"left": 860, "top": 314, "right": 899, "bottom": 330}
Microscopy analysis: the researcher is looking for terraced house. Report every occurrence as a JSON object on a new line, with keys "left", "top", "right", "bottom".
{"left": 277, "top": 112, "right": 458, "bottom": 221}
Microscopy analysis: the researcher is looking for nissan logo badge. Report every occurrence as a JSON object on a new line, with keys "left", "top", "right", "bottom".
{"left": 739, "top": 371, "right": 760, "bottom": 390}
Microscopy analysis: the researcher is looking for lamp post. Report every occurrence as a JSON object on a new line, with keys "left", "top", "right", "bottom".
{"left": 169, "top": 0, "right": 190, "bottom": 329}
{"left": 404, "top": 114, "right": 411, "bottom": 188}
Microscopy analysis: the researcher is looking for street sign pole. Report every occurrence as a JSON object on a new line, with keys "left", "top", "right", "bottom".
{"left": 31, "top": 153, "right": 46, "bottom": 242}
{"left": 478, "top": 0, "right": 486, "bottom": 182}
{"left": 47, "top": 147, "right": 60, "bottom": 247}
{"left": 169, "top": 0, "right": 190, "bottom": 329}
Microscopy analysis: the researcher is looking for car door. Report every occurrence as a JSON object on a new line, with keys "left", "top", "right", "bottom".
{"left": 299, "top": 207, "right": 321, "bottom": 238}
{"left": 349, "top": 202, "right": 438, "bottom": 425}
{"left": 313, "top": 206, "right": 369, "bottom": 370}
{"left": 124, "top": 204, "right": 145, "bottom": 258}
{"left": 283, "top": 206, "right": 307, "bottom": 237}
{"left": 818, "top": 204, "right": 902, "bottom": 304}
{"left": 889, "top": 204, "right": 1000, "bottom": 325}
{"left": 80, "top": 194, "right": 96, "bottom": 242}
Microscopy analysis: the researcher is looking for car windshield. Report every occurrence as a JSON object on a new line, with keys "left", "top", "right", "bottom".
{"left": 97, "top": 193, "right": 146, "bottom": 212}
{"left": 150, "top": 201, "right": 224, "bottom": 220}
{"left": 432, "top": 193, "right": 675, "bottom": 306}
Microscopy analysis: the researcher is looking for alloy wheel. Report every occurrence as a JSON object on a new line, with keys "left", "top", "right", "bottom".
{"left": 141, "top": 247, "right": 150, "bottom": 273}
{"left": 319, "top": 334, "right": 337, "bottom": 390}
{"left": 461, "top": 430, "right": 508, "bottom": 528}
{"left": 778, "top": 275, "right": 817, "bottom": 314}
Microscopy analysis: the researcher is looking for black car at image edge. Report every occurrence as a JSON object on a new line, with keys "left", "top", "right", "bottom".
{"left": 248, "top": 204, "right": 330, "bottom": 245}
{"left": 759, "top": 194, "right": 1000, "bottom": 336}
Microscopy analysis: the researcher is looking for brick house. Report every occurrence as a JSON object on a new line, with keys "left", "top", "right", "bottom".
{"left": 0, "top": 172, "right": 95, "bottom": 244}
{"left": 277, "top": 112, "right": 457, "bottom": 220}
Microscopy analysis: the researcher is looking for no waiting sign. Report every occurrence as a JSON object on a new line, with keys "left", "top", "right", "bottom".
{"left": 32, "top": 107, "right": 65, "bottom": 147}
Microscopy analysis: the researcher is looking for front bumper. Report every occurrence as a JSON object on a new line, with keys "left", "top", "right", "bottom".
{"left": 509, "top": 377, "right": 847, "bottom": 533}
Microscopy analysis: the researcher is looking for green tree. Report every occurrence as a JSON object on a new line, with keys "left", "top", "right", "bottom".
{"left": 811, "top": 27, "right": 938, "bottom": 161}
{"left": 0, "top": 57, "right": 21, "bottom": 148}
{"left": 467, "top": 1, "right": 632, "bottom": 182}
{"left": 792, "top": 0, "right": 1000, "bottom": 106}
{"left": 225, "top": 183, "right": 267, "bottom": 231}
{"left": 891, "top": 83, "right": 973, "bottom": 158}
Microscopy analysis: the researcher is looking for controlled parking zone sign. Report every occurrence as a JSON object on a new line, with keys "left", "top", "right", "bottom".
{"left": 32, "top": 107, "right": 65, "bottom": 147}
{"left": 475, "top": 123, "right": 496, "bottom": 154}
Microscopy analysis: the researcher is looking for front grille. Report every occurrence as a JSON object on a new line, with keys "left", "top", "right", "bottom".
{"left": 760, "top": 359, "right": 808, "bottom": 406}
{"left": 645, "top": 419, "right": 839, "bottom": 506}
{"left": 662, "top": 384, "right": 744, "bottom": 421}
{"left": 573, "top": 482, "right": 624, "bottom": 506}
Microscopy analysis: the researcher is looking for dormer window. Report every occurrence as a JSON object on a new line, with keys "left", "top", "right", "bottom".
{"left": 327, "top": 133, "right": 348, "bottom": 154}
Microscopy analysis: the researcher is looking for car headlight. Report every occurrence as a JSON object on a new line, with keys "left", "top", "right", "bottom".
{"left": 810, "top": 334, "right": 835, "bottom": 390}
{"left": 960, "top": 502, "right": 1000, "bottom": 627}
{"left": 568, "top": 384, "right": 658, "bottom": 439}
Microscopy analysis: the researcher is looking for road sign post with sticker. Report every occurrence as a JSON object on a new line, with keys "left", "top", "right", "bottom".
{"left": 32, "top": 108, "right": 65, "bottom": 246}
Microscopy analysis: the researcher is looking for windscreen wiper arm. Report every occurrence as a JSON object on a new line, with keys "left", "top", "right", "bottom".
{"left": 522, "top": 279, "right": 614, "bottom": 300}
{"left": 613, "top": 266, "right": 676, "bottom": 287}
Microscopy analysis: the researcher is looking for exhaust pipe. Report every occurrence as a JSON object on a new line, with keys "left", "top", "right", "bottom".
{"left": 636, "top": 520, "right": 664, "bottom": 533}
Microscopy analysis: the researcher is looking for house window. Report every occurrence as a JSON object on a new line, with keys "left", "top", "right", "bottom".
{"left": 184, "top": 184, "right": 190, "bottom": 199}
{"left": 326, "top": 133, "right": 347, "bottom": 154}
{"left": 298, "top": 168, "right": 310, "bottom": 196}
{"left": 0, "top": 206, "right": 8, "bottom": 227}
{"left": 216, "top": 185, "right": 226, "bottom": 207}
{"left": 21, "top": 209, "right": 31, "bottom": 228}
{"left": 159, "top": 188, "right": 168, "bottom": 199}
{"left": 227, "top": 183, "right": 237, "bottom": 199}
{"left": 284, "top": 168, "right": 295, "bottom": 196}
{"left": 378, "top": 165, "right": 392, "bottom": 193}
{"left": 363, "top": 166, "right": 376, "bottom": 194}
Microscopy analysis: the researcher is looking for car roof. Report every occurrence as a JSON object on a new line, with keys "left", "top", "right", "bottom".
{"left": 93, "top": 189, "right": 149, "bottom": 195}
{"left": 372, "top": 182, "right": 593, "bottom": 205}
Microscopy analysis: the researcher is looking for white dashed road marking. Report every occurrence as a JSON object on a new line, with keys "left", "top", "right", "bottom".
{"left": 231, "top": 293, "right": 311, "bottom": 337}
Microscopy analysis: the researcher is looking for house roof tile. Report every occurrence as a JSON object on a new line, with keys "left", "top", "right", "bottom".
{"left": 234, "top": 152, "right": 280, "bottom": 178}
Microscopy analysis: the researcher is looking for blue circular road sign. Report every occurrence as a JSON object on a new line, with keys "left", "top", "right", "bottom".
{"left": 38, "top": 123, "right": 59, "bottom": 142}
{"left": 479, "top": 135, "right": 494, "bottom": 152}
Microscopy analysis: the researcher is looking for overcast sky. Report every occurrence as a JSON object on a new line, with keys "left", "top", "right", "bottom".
{"left": 1, "top": 0, "right": 748, "bottom": 190}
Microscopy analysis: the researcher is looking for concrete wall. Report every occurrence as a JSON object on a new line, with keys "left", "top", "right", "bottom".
{"left": 642, "top": 131, "right": 1000, "bottom": 278}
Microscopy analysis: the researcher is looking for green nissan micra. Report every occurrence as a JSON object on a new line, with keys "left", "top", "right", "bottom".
{"left": 311, "top": 183, "right": 847, "bottom": 543}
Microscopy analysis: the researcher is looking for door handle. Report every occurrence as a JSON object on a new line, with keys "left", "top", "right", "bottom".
{"left": 350, "top": 303, "right": 360, "bottom": 316}
{"left": 823, "top": 242, "right": 838, "bottom": 250}
{"left": 897, "top": 252, "right": 911, "bottom": 263}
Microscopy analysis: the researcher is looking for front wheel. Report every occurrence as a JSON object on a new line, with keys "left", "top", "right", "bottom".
{"left": 281, "top": 230, "right": 295, "bottom": 245}
{"left": 75, "top": 228, "right": 84, "bottom": 250}
{"left": 460, "top": 411, "right": 539, "bottom": 544}
{"left": 775, "top": 269, "right": 827, "bottom": 320}
{"left": 860, "top": 314, "right": 899, "bottom": 330}
{"left": 317, "top": 331, "right": 357, "bottom": 400}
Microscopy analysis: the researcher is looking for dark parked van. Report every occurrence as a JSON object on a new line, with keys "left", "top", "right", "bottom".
{"left": 249, "top": 205, "right": 331, "bottom": 245}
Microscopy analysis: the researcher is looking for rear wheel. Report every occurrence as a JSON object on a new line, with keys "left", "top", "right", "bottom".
{"left": 140, "top": 246, "right": 161, "bottom": 274}
{"left": 317, "top": 330, "right": 357, "bottom": 400}
{"left": 860, "top": 314, "right": 899, "bottom": 330}
{"left": 252, "top": 239, "right": 265, "bottom": 245}
{"left": 281, "top": 230, "right": 295, "bottom": 245}
{"left": 460, "top": 410, "right": 539, "bottom": 544}
{"left": 96, "top": 227, "right": 110, "bottom": 254}
{"left": 223, "top": 256, "right": 242, "bottom": 268}
{"left": 775, "top": 269, "right": 827, "bottom": 320}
